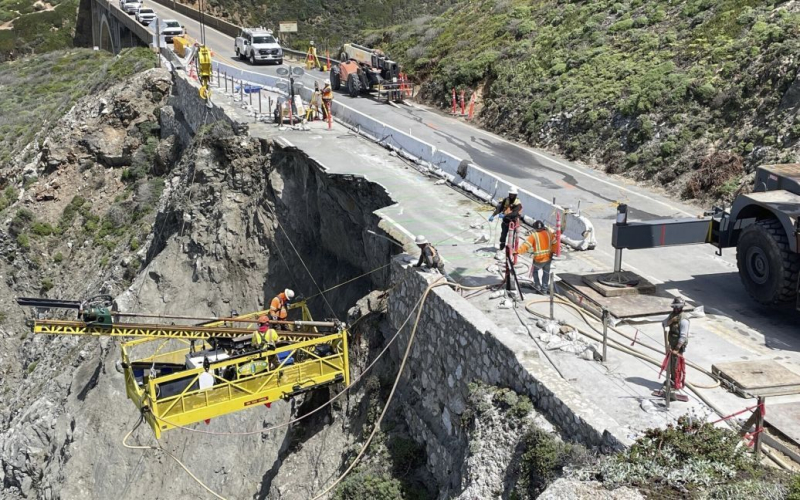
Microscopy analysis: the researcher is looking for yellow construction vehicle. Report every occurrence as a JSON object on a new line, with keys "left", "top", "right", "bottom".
{"left": 18, "top": 295, "right": 350, "bottom": 438}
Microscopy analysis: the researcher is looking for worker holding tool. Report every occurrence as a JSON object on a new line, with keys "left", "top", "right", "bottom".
{"left": 269, "top": 289, "right": 294, "bottom": 329}
{"left": 413, "top": 235, "right": 453, "bottom": 281}
{"left": 488, "top": 186, "right": 522, "bottom": 256}
{"left": 657, "top": 296, "right": 689, "bottom": 401}
{"left": 321, "top": 79, "right": 333, "bottom": 120}
{"left": 307, "top": 81, "right": 322, "bottom": 121}
{"left": 252, "top": 315, "right": 279, "bottom": 350}
{"left": 516, "top": 220, "right": 556, "bottom": 293}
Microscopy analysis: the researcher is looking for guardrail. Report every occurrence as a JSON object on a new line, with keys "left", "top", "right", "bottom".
{"left": 105, "top": 0, "right": 155, "bottom": 45}
{"left": 148, "top": 0, "right": 240, "bottom": 37}
{"left": 208, "top": 59, "right": 596, "bottom": 249}
{"left": 145, "top": 0, "right": 342, "bottom": 65}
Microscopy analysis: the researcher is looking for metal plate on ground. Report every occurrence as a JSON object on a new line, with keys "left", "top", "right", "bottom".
{"left": 712, "top": 360, "right": 800, "bottom": 398}
{"left": 765, "top": 402, "right": 800, "bottom": 447}
{"left": 559, "top": 273, "right": 693, "bottom": 319}
{"left": 582, "top": 271, "right": 656, "bottom": 297}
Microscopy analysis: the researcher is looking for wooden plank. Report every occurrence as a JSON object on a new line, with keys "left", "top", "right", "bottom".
{"left": 765, "top": 402, "right": 800, "bottom": 446}
{"left": 712, "top": 360, "right": 800, "bottom": 397}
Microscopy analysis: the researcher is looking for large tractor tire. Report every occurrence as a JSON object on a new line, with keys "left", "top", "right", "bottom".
{"left": 736, "top": 218, "right": 800, "bottom": 305}
{"left": 346, "top": 73, "right": 361, "bottom": 98}
{"left": 330, "top": 66, "right": 341, "bottom": 91}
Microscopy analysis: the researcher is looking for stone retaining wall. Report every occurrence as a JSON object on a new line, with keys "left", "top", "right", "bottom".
{"left": 387, "top": 260, "right": 628, "bottom": 494}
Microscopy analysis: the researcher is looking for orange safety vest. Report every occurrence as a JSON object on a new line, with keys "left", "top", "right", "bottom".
{"left": 269, "top": 293, "right": 288, "bottom": 320}
{"left": 322, "top": 86, "right": 333, "bottom": 101}
{"left": 519, "top": 229, "right": 554, "bottom": 263}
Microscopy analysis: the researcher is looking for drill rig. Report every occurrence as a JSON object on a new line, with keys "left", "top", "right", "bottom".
{"left": 330, "top": 43, "right": 404, "bottom": 102}
{"left": 17, "top": 295, "right": 350, "bottom": 438}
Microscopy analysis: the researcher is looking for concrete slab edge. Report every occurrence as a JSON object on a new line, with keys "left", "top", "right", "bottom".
{"left": 210, "top": 61, "right": 597, "bottom": 250}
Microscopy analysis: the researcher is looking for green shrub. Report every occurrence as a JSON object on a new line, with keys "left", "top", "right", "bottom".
{"left": 333, "top": 472, "right": 403, "bottom": 500}
{"left": 609, "top": 18, "right": 634, "bottom": 32}
{"left": 515, "top": 428, "right": 573, "bottom": 497}
{"left": 31, "top": 222, "right": 55, "bottom": 236}
{"left": 16, "top": 233, "right": 30, "bottom": 250}
{"left": 53, "top": 252, "right": 64, "bottom": 263}
{"left": 41, "top": 278, "right": 54, "bottom": 292}
{"left": 788, "top": 475, "right": 800, "bottom": 500}
{"left": 388, "top": 437, "right": 425, "bottom": 477}
{"left": 26, "top": 361, "right": 37, "bottom": 374}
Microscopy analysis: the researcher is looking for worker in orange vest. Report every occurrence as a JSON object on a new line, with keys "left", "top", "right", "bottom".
{"left": 321, "top": 79, "right": 333, "bottom": 120}
{"left": 269, "top": 289, "right": 294, "bottom": 329}
{"left": 517, "top": 220, "right": 556, "bottom": 292}
{"left": 489, "top": 186, "right": 522, "bottom": 256}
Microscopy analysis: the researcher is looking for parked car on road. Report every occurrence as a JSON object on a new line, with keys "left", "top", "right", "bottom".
{"left": 160, "top": 19, "right": 183, "bottom": 43}
{"left": 135, "top": 7, "right": 156, "bottom": 25}
{"left": 234, "top": 28, "right": 283, "bottom": 65}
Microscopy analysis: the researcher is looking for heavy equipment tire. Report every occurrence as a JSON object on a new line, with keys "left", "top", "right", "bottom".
{"left": 249, "top": 52, "right": 256, "bottom": 65}
{"left": 736, "top": 218, "right": 800, "bottom": 304}
{"left": 346, "top": 73, "right": 361, "bottom": 98}
{"left": 330, "top": 66, "right": 341, "bottom": 91}
{"left": 235, "top": 47, "right": 240, "bottom": 58}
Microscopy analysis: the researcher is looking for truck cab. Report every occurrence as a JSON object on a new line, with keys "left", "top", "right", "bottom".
{"left": 234, "top": 28, "right": 283, "bottom": 66}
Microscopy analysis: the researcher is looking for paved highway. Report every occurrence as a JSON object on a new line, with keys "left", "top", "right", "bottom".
{"left": 146, "top": 4, "right": 799, "bottom": 356}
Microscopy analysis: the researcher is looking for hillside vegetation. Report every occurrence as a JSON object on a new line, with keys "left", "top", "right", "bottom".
{"left": 0, "top": 0, "right": 78, "bottom": 60}
{"left": 188, "top": 0, "right": 456, "bottom": 50}
{"left": 365, "top": 0, "right": 800, "bottom": 201}
{"left": 0, "top": 48, "right": 156, "bottom": 166}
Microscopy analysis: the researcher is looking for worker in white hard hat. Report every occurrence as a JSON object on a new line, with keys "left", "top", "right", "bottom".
{"left": 321, "top": 78, "right": 333, "bottom": 120}
{"left": 412, "top": 235, "right": 453, "bottom": 281}
{"left": 488, "top": 186, "right": 523, "bottom": 255}
{"left": 269, "top": 288, "right": 295, "bottom": 330}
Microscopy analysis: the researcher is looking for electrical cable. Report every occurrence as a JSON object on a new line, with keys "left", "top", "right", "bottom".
{"left": 309, "top": 277, "right": 449, "bottom": 500}
{"left": 524, "top": 298, "right": 719, "bottom": 390}
{"left": 551, "top": 295, "right": 720, "bottom": 389}
{"left": 305, "top": 263, "right": 391, "bottom": 301}
{"left": 151, "top": 277, "right": 434, "bottom": 436}
{"left": 511, "top": 304, "right": 567, "bottom": 380}
{"left": 123, "top": 415, "right": 227, "bottom": 499}
{"left": 151, "top": 279, "right": 497, "bottom": 438}
{"left": 262, "top": 201, "right": 338, "bottom": 318}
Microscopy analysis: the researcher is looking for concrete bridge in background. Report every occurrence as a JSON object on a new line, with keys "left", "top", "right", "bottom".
{"left": 79, "top": 0, "right": 154, "bottom": 53}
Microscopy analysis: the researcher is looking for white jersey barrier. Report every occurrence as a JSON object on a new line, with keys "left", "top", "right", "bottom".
{"left": 211, "top": 60, "right": 597, "bottom": 250}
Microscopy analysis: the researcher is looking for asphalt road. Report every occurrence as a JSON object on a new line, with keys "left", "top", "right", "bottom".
{"left": 144, "top": 4, "right": 800, "bottom": 355}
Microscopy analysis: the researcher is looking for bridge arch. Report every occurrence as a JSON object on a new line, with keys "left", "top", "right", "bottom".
{"left": 99, "top": 13, "right": 115, "bottom": 53}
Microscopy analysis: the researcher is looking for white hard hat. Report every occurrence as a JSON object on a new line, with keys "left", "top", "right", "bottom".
{"left": 509, "top": 186, "right": 518, "bottom": 195}
{"left": 415, "top": 235, "right": 428, "bottom": 245}
{"left": 284, "top": 289, "right": 295, "bottom": 300}
{"left": 324, "top": 79, "right": 331, "bottom": 85}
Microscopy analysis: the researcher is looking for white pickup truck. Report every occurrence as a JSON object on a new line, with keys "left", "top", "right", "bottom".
{"left": 120, "top": 0, "right": 141, "bottom": 15}
{"left": 159, "top": 19, "right": 184, "bottom": 43}
{"left": 234, "top": 28, "right": 283, "bottom": 65}
{"left": 135, "top": 7, "right": 156, "bottom": 25}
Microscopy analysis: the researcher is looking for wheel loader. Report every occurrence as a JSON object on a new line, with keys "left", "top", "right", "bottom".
{"left": 329, "top": 43, "right": 404, "bottom": 102}
{"left": 611, "top": 164, "right": 800, "bottom": 310}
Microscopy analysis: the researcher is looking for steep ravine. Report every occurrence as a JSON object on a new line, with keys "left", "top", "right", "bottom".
{"left": 0, "top": 68, "right": 400, "bottom": 499}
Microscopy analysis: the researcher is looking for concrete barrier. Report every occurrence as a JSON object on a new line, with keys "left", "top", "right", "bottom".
{"left": 210, "top": 60, "right": 597, "bottom": 249}
{"left": 148, "top": 0, "right": 239, "bottom": 37}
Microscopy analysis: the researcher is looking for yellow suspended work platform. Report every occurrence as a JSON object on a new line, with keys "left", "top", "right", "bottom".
{"left": 20, "top": 298, "right": 351, "bottom": 438}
